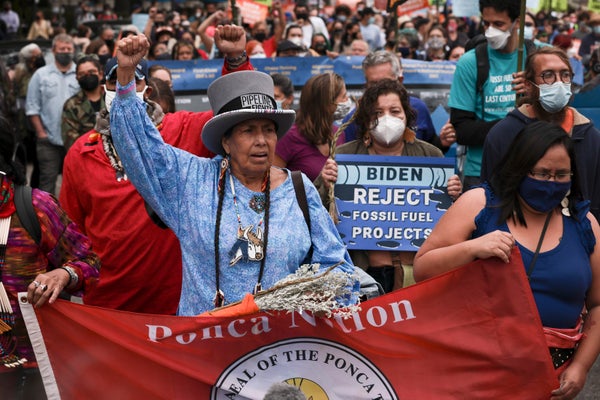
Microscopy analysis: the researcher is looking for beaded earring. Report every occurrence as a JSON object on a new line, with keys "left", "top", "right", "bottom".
{"left": 217, "top": 156, "right": 229, "bottom": 194}
{"left": 561, "top": 190, "right": 570, "bottom": 217}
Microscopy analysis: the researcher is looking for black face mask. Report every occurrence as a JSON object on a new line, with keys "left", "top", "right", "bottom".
{"left": 78, "top": 75, "right": 99, "bottom": 91}
{"left": 313, "top": 43, "right": 327, "bottom": 54}
{"left": 31, "top": 56, "right": 46, "bottom": 71}
{"left": 98, "top": 54, "right": 111, "bottom": 66}
{"left": 397, "top": 47, "right": 411, "bottom": 58}
{"left": 296, "top": 12, "right": 309, "bottom": 21}
{"left": 254, "top": 32, "right": 267, "bottom": 42}
{"left": 55, "top": 52, "right": 73, "bottom": 67}
{"left": 104, "top": 39, "right": 114, "bottom": 47}
{"left": 155, "top": 53, "right": 172, "bottom": 60}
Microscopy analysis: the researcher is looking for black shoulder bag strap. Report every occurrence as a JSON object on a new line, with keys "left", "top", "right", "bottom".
{"left": 525, "top": 212, "right": 553, "bottom": 280}
{"left": 14, "top": 185, "right": 41, "bottom": 245}
{"left": 291, "top": 171, "right": 313, "bottom": 264}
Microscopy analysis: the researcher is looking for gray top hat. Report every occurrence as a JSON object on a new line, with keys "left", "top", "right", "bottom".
{"left": 201, "top": 71, "right": 296, "bottom": 155}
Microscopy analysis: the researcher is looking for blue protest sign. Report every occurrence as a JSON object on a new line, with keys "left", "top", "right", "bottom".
{"left": 333, "top": 154, "right": 455, "bottom": 251}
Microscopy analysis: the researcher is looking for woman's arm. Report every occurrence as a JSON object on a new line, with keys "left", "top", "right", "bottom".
{"left": 303, "top": 174, "right": 359, "bottom": 300}
{"left": 413, "top": 188, "right": 515, "bottom": 281}
{"left": 111, "top": 34, "right": 202, "bottom": 234}
{"left": 551, "top": 213, "right": 600, "bottom": 399}
{"left": 197, "top": 11, "right": 226, "bottom": 55}
{"left": 27, "top": 190, "right": 100, "bottom": 307}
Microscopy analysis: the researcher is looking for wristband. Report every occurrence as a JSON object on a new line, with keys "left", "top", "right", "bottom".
{"left": 226, "top": 50, "right": 247, "bottom": 66}
{"left": 60, "top": 266, "right": 79, "bottom": 288}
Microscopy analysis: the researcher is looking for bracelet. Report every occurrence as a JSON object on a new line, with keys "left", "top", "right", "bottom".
{"left": 60, "top": 266, "right": 79, "bottom": 288}
{"left": 226, "top": 50, "right": 247, "bottom": 65}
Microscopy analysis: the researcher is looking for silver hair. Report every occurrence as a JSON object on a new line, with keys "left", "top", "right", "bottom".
{"left": 52, "top": 33, "right": 75, "bottom": 49}
{"left": 18, "top": 43, "right": 41, "bottom": 62}
{"left": 361, "top": 50, "right": 403, "bottom": 78}
{"left": 263, "top": 383, "right": 306, "bottom": 400}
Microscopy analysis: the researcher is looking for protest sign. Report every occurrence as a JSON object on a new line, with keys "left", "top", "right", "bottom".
{"left": 334, "top": 154, "right": 455, "bottom": 251}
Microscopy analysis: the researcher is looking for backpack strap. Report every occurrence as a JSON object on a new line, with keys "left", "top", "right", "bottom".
{"left": 291, "top": 171, "right": 313, "bottom": 264}
{"left": 475, "top": 42, "right": 489, "bottom": 120}
{"left": 14, "top": 185, "right": 41, "bottom": 245}
{"left": 475, "top": 42, "right": 489, "bottom": 95}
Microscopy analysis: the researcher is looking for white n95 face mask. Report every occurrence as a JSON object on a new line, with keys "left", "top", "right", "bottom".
{"left": 485, "top": 23, "right": 513, "bottom": 50}
{"left": 371, "top": 114, "right": 406, "bottom": 146}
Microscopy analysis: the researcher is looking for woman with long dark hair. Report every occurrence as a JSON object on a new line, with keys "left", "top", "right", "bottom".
{"left": 414, "top": 121, "right": 600, "bottom": 399}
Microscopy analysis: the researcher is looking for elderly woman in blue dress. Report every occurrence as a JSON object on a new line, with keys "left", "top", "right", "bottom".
{"left": 108, "top": 33, "right": 358, "bottom": 315}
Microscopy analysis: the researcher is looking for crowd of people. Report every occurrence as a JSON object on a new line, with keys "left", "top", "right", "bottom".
{"left": 0, "top": 0, "right": 600, "bottom": 398}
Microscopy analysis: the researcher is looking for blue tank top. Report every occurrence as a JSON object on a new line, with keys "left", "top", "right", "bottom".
{"left": 472, "top": 185, "right": 595, "bottom": 328}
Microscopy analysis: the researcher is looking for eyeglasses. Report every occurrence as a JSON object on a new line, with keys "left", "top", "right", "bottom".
{"left": 539, "top": 69, "right": 573, "bottom": 85}
{"left": 529, "top": 170, "right": 573, "bottom": 182}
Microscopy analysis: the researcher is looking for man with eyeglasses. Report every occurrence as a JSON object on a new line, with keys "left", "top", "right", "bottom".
{"left": 481, "top": 46, "right": 600, "bottom": 221}
{"left": 448, "top": 0, "right": 545, "bottom": 191}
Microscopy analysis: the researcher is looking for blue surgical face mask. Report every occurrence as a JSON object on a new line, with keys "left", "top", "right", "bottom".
{"left": 534, "top": 82, "right": 572, "bottom": 113}
{"left": 368, "top": 17, "right": 375, "bottom": 25}
{"left": 518, "top": 176, "right": 571, "bottom": 213}
{"left": 522, "top": 25, "right": 535, "bottom": 40}
{"left": 594, "top": 25, "right": 600, "bottom": 35}
{"left": 275, "top": 100, "right": 284, "bottom": 109}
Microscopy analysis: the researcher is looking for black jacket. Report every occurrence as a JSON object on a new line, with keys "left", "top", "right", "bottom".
{"left": 481, "top": 105, "right": 600, "bottom": 221}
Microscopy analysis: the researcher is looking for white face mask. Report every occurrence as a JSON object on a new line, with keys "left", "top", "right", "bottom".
{"left": 136, "top": 86, "right": 147, "bottom": 103}
{"left": 485, "top": 22, "right": 514, "bottom": 50}
{"left": 371, "top": 114, "right": 406, "bottom": 146}
{"left": 104, "top": 85, "right": 147, "bottom": 111}
{"left": 333, "top": 98, "right": 353, "bottom": 120}
{"left": 251, "top": 52, "right": 267, "bottom": 58}
{"left": 289, "top": 37, "right": 303, "bottom": 47}
{"left": 104, "top": 86, "right": 116, "bottom": 111}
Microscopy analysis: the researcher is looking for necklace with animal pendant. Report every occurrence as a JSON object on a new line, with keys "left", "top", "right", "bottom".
{"left": 213, "top": 162, "right": 270, "bottom": 309}
{"left": 228, "top": 172, "right": 265, "bottom": 267}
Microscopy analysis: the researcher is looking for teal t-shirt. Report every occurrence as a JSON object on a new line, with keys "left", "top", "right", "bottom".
{"left": 448, "top": 46, "right": 526, "bottom": 177}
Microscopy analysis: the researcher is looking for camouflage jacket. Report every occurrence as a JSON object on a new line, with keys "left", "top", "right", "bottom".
{"left": 62, "top": 90, "right": 105, "bottom": 151}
